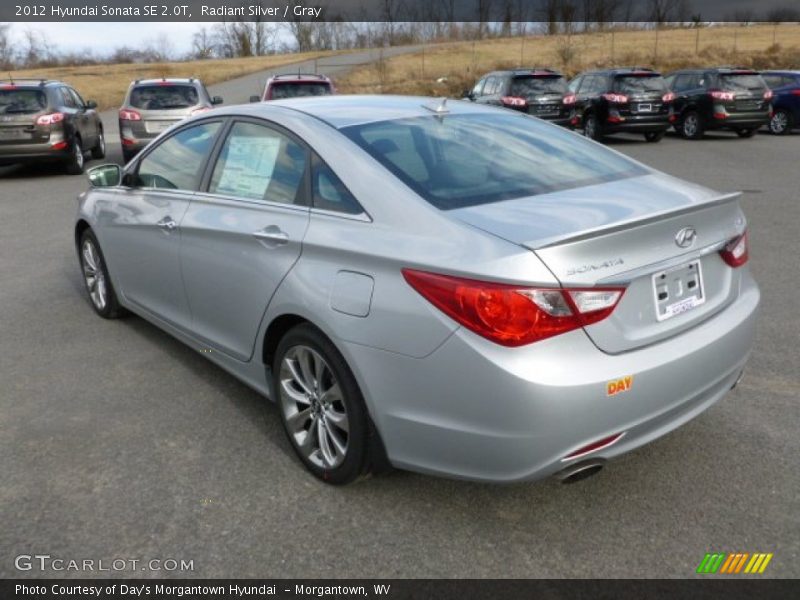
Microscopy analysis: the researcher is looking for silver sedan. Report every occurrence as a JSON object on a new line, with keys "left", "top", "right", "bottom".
{"left": 75, "top": 95, "right": 759, "bottom": 484}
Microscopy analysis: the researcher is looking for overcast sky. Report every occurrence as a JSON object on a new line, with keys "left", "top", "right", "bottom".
{"left": 13, "top": 22, "right": 202, "bottom": 55}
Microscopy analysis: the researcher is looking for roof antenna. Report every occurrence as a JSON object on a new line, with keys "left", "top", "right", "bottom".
{"left": 423, "top": 97, "right": 449, "bottom": 115}
{"left": 8, "top": 72, "right": 13, "bottom": 84}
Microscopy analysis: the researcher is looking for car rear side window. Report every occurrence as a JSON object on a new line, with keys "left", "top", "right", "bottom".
{"left": 136, "top": 121, "right": 220, "bottom": 190}
{"left": 209, "top": 121, "right": 307, "bottom": 205}
{"left": 270, "top": 82, "right": 331, "bottom": 99}
{"left": 613, "top": 75, "right": 667, "bottom": 93}
{"left": 0, "top": 88, "right": 47, "bottom": 114}
{"left": 311, "top": 154, "right": 363, "bottom": 215}
{"left": 510, "top": 76, "right": 567, "bottom": 96}
{"left": 342, "top": 113, "right": 647, "bottom": 210}
{"left": 129, "top": 85, "right": 199, "bottom": 110}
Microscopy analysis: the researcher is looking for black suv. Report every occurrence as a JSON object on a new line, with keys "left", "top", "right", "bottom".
{"left": 0, "top": 79, "right": 104, "bottom": 174}
{"left": 665, "top": 67, "right": 771, "bottom": 139}
{"left": 568, "top": 67, "right": 674, "bottom": 142}
{"left": 465, "top": 68, "right": 576, "bottom": 127}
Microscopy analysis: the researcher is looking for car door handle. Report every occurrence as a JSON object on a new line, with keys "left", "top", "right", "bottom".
{"left": 157, "top": 216, "right": 178, "bottom": 231}
{"left": 252, "top": 226, "right": 289, "bottom": 246}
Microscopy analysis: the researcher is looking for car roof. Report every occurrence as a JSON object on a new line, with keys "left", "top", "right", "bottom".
{"left": 761, "top": 70, "right": 800, "bottom": 76}
{"left": 268, "top": 73, "right": 331, "bottom": 83}
{"left": 230, "top": 94, "right": 508, "bottom": 129}
{"left": 0, "top": 79, "right": 62, "bottom": 88}
{"left": 487, "top": 68, "right": 563, "bottom": 77}
{"left": 132, "top": 78, "right": 201, "bottom": 85}
{"left": 592, "top": 67, "right": 661, "bottom": 76}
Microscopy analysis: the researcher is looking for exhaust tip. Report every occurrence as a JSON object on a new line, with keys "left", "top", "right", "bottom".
{"left": 557, "top": 459, "right": 606, "bottom": 484}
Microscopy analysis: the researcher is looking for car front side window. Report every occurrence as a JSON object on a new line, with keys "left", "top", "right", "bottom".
{"left": 135, "top": 121, "right": 221, "bottom": 190}
{"left": 208, "top": 121, "right": 307, "bottom": 205}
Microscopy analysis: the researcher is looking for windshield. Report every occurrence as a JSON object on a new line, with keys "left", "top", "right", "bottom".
{"left": 270, "top": 82, "right": 332, "bottom": 99}
{"left": 341, "top": 113, "right": 647, "bottom": 210}
{"left": 0, "top": 88, "right": 47, "bottom": 114}
{"left": 129, "top": 85, "right": 199, "bottom": 110}
{"left": 613, "top": 75, "right": 667, "bottom": 94}
{"left": 510, "top": 76, "right": 567, "bottom": 96}
{"left": 719, "top": 74, "right": 766, "bottom": 92}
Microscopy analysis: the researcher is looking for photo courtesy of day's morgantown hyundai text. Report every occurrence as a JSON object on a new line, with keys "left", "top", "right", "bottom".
{"left": 75, "top": 95, "right": 759, "bottom": 485}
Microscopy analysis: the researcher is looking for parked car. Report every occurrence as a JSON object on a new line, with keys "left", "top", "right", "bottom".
{"left": 76, "top": 96, "right": 759, "bottom": 485}
{"left": 0, "top": 78, "right": 104, "bottom": 174}
{"left": 118, "top": 77, "right": 222, "bottom": 163}
{"left": 464, "top": 68, "right": 576, "bottom": 127}
{"left": 664, "top": 67, "right": 771, "bottom": 139}
{"left": 250, "top": 73, "right": 336, "bottom": 103}
{"left": 567, "top": 67, "right": 674, "bottom": 142}
{"left": 760, "top": 70, "right": 800, "bottom": 135}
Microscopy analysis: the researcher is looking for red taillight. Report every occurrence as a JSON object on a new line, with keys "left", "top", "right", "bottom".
{"left": 563, "top": 432, "right": 625, "bottom": 461}
{"left": 190, "top": 106, "right": 211, "bottom": 115}
{"left": 720, "top": 232, "right": 748, "bottom": 268}
{"left": 662, "top": 91, "right": 676, "bottom": 103}
{"left": 121, "top": 137, "right": 136, "bottom": 146}
{"left": 402, "top": 269, "right": 625, "bottom": 347}
{"left": 119, "top": 109, "right": 141, "bottom": 121}
{"left": 36, "top": 112, "right": 64, "bottom": 126}
{"left": 713, "top": 112, "right": 728, "bottom": 120}
{"left": 710, "top": 89, "right": 735, "bottom": 101}
{"left": 602, "top": 92, "right": 628, "bottom": 104}
{"left": 763, "top": 89, "right": 773, "bottom": 100}
{"left": 50, "top": 141, "right": 68, "bottom": 150}
{"left": 1, "top": 84, "right": 17, "bottom": 90}
{"left": 501, "top": 96, "right": 527, "bottom": 107}
{"left": 563, "top": 93, "right": 577, "bottom": 105}
{"left": 791, "top": 89, "right": 800, "bottom": 96}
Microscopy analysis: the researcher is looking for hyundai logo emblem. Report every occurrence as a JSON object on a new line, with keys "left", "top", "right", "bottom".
{"left": 675, "top": 227, "right": 697, "bottom": 249}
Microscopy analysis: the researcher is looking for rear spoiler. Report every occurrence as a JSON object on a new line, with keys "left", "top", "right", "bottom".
{"left": 536, "top": 191, "right": 742, "bottom": 250}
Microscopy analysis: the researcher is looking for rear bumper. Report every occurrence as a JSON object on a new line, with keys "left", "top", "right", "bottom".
{"left": 343, "top": 270, "right": 759, "bottom": 483}
{"left": 605, "top": 114, "right": 671, "bottom": 134}
{"left": 119, "top": 121, "right": 156, "bottom": 152}
{"left": 0, "top": 142, "right": 70, "bottom": 165}
{"left": 540, "top": 115, "right": 574, "bottom": 128}
{"left": 709, "top": 111, "right": 770, "bottom": 130}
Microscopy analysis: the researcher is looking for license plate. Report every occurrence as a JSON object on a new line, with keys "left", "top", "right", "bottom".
{"left": 0, "top": 128, "right": 26, "bottom": 140}
{"left": 638, "top": 103, "right": 653, "bottom": 112}
{"left": 146, "top": 121, "right": 175, "bottom": 134}
{"left": 652, "top": 260, "right": 705, "bottom": 321}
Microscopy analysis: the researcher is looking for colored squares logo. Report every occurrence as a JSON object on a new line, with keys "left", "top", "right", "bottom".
{"left": 697, "top": 552, "right": 773, "bottom": 574}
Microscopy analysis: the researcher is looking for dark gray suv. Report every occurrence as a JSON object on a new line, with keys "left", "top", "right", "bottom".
{"left": 118, "top": 77, "right": 222, "bottom": 162}
{"left": 0, "top": 78, "right": 104, "bottom": 174}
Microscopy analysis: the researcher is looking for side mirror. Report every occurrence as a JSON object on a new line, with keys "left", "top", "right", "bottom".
{"left": 86, "top": 164, "right": 121, "bottom": 187}
{"left": 211, "top": 96, "right": 223, "bottom": 105}
{"left": 85, "top": 100, "right": 98, "bottom": 109}
{"left": 249, "top": 95, "right": 261, "bottom": 103}
{"left": 462, "top": 90, "right": 474, "bottom": 101}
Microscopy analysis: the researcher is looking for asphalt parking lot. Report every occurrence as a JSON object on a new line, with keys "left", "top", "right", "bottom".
{"left": 0, "top": 58, "right": 798, "bottom": 578}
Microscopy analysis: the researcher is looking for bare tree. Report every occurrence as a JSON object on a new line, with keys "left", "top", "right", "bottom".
{"left": 191, "top": 27, "right": 215, "bottom": 59}
{"left": 0, "top": 24, "right": 14, "bottom": 70}
{"left": 647, "top": 0, "right": 690, "bottom": 24}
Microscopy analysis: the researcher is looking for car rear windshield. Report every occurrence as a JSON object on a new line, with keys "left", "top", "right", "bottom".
{"left": 341, "top": 113, "right": 647, "bottom": 210}
{"left": 510, "top": 76, "right": 567, "bottom": 96}
{"left": 270, "top": 82, "right": 332, "bottom": 99}
{"left": 129, "top": 85, "right": 199, "bottom": 110}
{"left": 613, "top": 74, "right": 667, "bottom": 93}
{"left": 718, "top": 74, "right": 766, "bottom": 91}
{"left": 0, "top": 88, "right": 47, "bottom": 114}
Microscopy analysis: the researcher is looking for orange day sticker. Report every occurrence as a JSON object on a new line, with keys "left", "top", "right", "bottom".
{"left": 607, "top": 375, "right": 633, "bottom": 396}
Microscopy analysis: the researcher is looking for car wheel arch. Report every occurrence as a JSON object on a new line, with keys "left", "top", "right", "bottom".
{"left": 75, "top": 219, "right": 91, "bottom": 250}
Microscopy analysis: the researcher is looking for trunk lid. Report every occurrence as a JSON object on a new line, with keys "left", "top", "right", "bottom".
{"left": 452, "top": 172, "right": 747, "bottom": 353}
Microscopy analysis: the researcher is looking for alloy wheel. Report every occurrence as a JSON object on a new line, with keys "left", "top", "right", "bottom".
{"left": 683, "top": 115, "right": 698, "bottom": 138}
{"left": 770, "top": 111, "right": 788, "bottom": 134}
{"left": 584, "top": 117, "right": 596, "bottom": 139}
{"left": 81, "top": 238, "right": 107, "bottom": 311}
{"left": 279, "top": 345, "right": 349, "bottom": 469}
{"left": 74, "top": 141, "right": 84, "bottom": 169}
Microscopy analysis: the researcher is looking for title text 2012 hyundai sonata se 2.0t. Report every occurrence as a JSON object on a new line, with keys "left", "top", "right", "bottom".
{"left": 75, "top": 95, "right": 759, "bottom": 485}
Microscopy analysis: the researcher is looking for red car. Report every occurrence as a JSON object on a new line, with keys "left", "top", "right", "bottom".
{"left": 250, "top": 73, "right": 336, "bottom": 102}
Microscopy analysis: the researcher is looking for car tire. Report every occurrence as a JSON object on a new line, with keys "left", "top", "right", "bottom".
{"left": 583, "top": 114, "right": 603, "bottom": 141}
{"left": 768, "top": 109, "right": 793, "bottom": 135}
{"left": 91, "top": 127, "right": 106, "bottom": 160}
{"left": 644, "top": 131, "right": 665, "bottom": 143}
{"left": 65, "top": 137, "right": 85, "bottom": 175}
{"left": 679, "top": 110, "right": 704, "bottom": 140}
{"left": 78, "top": 229, "right": 125, "bottom": 319}
{"left": 273, "top": 324, "right": 375, "bottom": 485}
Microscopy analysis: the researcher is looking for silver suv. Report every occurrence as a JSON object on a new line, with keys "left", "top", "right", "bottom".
{"left": 118, "top": 78, "right": 221, "bottom": 162}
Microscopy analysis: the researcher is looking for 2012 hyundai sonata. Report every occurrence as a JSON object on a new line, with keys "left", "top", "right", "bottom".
{"left": 75, "top": 95, "right": 759, "bottom": 485}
